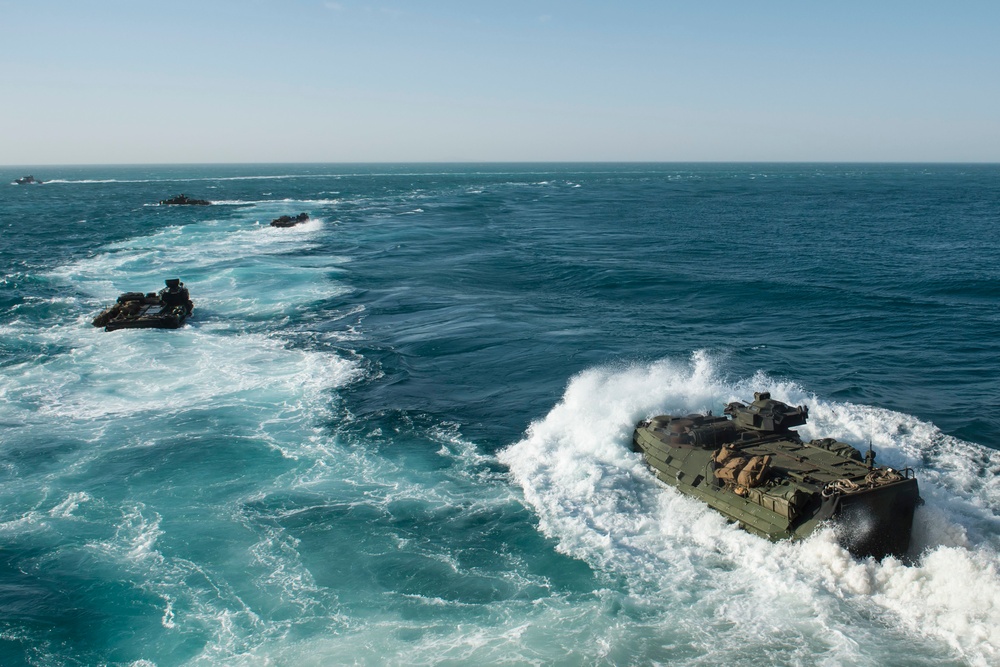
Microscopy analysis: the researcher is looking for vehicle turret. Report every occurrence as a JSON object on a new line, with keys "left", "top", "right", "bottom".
{"left": 724, "top": 391, "right": 808, "bottom": 432}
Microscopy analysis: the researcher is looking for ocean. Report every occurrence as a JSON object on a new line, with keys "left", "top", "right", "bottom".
{"left": 1, "top": 163, "right": 998, "bottom": 666}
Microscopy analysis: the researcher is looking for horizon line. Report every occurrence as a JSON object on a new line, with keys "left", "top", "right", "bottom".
{"left": 5, "top": 159, "right": 1000, "bottom": 169}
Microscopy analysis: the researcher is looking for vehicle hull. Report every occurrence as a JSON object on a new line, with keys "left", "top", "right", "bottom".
{"left": 92, "top": 282, "right": 193, "bottom": 332}
{"left": 632, "top": 397, "right": 920, "bottom": 560}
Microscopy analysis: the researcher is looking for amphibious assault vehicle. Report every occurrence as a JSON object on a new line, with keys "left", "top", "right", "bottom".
{"left": 270, "top": 212, "right": 309, "bottom": 228}
{"left": 159, "top": 194, "right": 210, "bottom": 206}
{"left": 632, "top": 392, "right": 920, "bottom": 559}
{"left": 92, "top": 279, "right": 194, "bottom": 331}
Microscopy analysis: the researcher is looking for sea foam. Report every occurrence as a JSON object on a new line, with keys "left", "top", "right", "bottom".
{"left": 499, "top": 352, "right": 1000, "bottom": 666}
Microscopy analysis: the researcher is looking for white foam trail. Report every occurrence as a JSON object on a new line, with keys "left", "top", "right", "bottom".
{"left": 203, "top": 198, "right": 340, "bottom": 206}
{"left": 39, "top": 215, "right": 347, "bottom": 323}
{"left": 49, "top": 491, "right": 91, "bottom": 518}
{"left": 498, "top": 352, "right": 1000, "bottom": 665}
{"left": 2, "top": 206, "right": 359, "bottom": 447}
{"left": 41, "top": 175, "right": 346, "bottom": 185}
{"left": 0, "top": 207, "right": 367, "bottom": 663}
{"left": 3, "top": 327, "right": 356, "bottom": 422}
{"left": 41, "top": 179, "right": 124, "bottom": 184}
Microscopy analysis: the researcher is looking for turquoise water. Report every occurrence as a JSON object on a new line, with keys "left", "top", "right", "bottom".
{"left": 1, "top": 164, "right": 998, "bottom": 666}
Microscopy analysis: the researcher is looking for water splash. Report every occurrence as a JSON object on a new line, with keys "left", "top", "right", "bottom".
{"left": 500, "top": 352, "right": 1000, "bottom": 665}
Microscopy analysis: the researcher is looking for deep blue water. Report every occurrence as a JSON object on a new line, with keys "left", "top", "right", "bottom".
{"left": 1, "top": 164, "right": 998, "bottom": 666}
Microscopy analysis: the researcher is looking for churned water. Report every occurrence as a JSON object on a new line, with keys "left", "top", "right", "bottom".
{"left": 1, "top": 163, "right": 998, "bottom": 666}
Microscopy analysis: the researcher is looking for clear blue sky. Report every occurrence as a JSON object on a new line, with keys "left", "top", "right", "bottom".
{"left": 2, "top": 1, "right": 998, "bottom": 164}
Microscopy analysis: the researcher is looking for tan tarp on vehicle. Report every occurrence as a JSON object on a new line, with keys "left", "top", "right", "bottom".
{"left": 712, "top": 445, "right": 772, "bottom": 489}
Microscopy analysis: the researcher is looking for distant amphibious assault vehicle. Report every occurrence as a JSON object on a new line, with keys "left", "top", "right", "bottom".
{"left": 158, "top": 194, "right": 210, "bottom": 206}
{"left": 632, "top": 392, "right": 920, "bottom": 559}
{"left": 270, "top": 212, "right": 310, "bottom": 228}
{"left": 92, "top": 279, "right": 194, "bottom": 331}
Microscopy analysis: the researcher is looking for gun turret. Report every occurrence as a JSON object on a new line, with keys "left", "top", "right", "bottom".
{"left": 724, "top": 391, "right": 809, "bottom": 432}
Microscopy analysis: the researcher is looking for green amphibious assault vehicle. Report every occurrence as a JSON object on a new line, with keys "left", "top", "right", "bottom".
{"left": 92, "top": 279, "right": 194, "bottom": 332}
{"left": 632, "top": 392, "right": 920, "bottom": 559}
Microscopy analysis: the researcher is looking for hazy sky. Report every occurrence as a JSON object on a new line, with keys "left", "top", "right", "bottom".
{"left": 2, "top": 1, "right": 998, "bottom": 164}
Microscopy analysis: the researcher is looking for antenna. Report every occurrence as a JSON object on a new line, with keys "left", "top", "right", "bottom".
{"left": 865, "top": 413, "right": 876, "bottom": 468}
